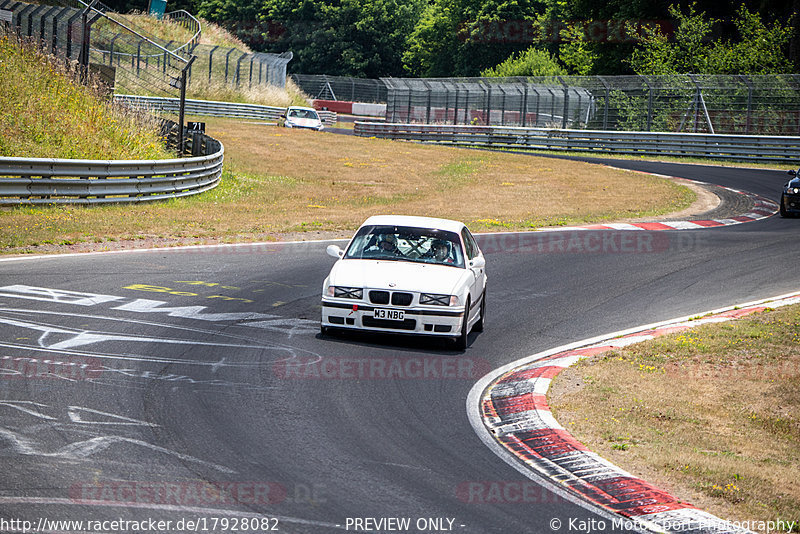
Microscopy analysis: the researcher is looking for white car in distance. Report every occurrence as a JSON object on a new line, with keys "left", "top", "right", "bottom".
{"left": 281, "top": 106, "right": 324, "bottom": 131}
{"left": 321, "top": 215, "right": 487, "bottom": 349}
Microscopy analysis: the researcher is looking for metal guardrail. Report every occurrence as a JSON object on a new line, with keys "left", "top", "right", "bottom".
{"left": 115, "top": 94, "right": 338, "bottom": 125}
{"left": 353, "top": 122, "right": 800, "bottom": 163}
{"left": 0, "top": 130, "right": 224, "bottom": 205}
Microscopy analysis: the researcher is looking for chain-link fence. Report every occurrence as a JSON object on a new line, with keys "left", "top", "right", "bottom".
{"left": 382, "top": 75, "right": 800, "bottom": 136}
{"left": 194, "top": 44, "right": 291, "bottom": 89}
{"left": 0, "top": 0, "right": 292, "bottom": 94}
{"left": 290, "top": 74, "right": 387, "bottom": 103}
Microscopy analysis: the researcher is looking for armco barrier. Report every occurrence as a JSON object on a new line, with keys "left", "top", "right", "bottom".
{"left": 116, "top": 95, "right": 338, "bottom": 125}
{"left": 353, "top": 122, "right": 800, "bottom": 163}
{"left": 0, "top": 133, "right": 224, "bottom": 205}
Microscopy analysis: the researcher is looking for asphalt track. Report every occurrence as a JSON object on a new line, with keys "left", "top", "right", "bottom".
{"left": 0, "top": 158, "right": 797, "bottom": 534}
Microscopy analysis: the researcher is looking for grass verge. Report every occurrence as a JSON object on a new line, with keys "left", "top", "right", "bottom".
{"left": 0, "top": 33, "right": 171, "bottom": 160}
{"left": 549, "top": 305, "right": 800, "bottom": 533}
{"left": 1, "top": 117, "right": 695, "bottom": 254}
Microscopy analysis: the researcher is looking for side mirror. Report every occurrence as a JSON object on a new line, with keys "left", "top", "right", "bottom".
{"left": 788, "top": 169, "right": 797, "bottom": 176}
{"left": 470, "top": 256, "right": 486, "bottom": 269}
{"left": 327, "top": 245, "right": 344, "bottom": 259}
{"left": 280, "top": 114, "right": 286, "bottom": 119}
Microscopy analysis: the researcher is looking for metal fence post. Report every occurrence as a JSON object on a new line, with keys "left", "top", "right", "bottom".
{"left": 178, "top": 55, "right": 196, "bottom": 156}
{"left": 163, "top": 40, "right": 174, "bottom": 74}
{"left": 40, "top": 6, "right": 58, "bottom": 47}
{"left": 521, "top": 84, "right": 528, "bottom": 127}
{"left": 15, "top": 3, "right": 33, "bottom": 35}
{"left": 65, "top": 9, "right": 81, "bottom": 60}
{"left": 26, "top": 4, "right": 44, "bottom": 37}
{"left": 485, "top": 83, "right": 492, "bottom": 125}
{"left": 53, "top": 7, "right": 71, "bottom": 55}
{"left": 405, "top": 80, "right": 412, "bottom": 122}
{"left": 598, "top": 76, "right": 610, "bottom": 130}
{"left": 109, "top": 33, "right": 120, "bottom": 65}
{"left": 558, "top": 76, "right": 568, "bottom": 129}
{"left": 740, "top": 74, "right": 753, "bottom": 135}
{"left": 423, "top": 80, "right": 432, "bottom": 124}
{"left": 643, "top": 77, "right": 654, "bottom": 131}
{"left": 224, "top": 47, "right": 235, "bottom": 84}
{"left": 208, "top": 45, "right": 218, "bottom": 83}
{"left": 78, "top": 0, "right": 100, "bottom": 84}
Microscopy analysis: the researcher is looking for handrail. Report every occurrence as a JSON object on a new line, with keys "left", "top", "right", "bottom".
{"left": 353, "top": 122, "right": 800, "bottom": 163}
{"left": 164, "top": 9, "right": 201, "bottom": 54}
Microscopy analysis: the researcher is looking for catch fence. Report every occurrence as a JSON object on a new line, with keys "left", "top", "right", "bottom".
{"left": 290, "top": 74, "right": 388, "bottom": 103}
{"left": 383, "top": 75, "right": 800, "bottom": 136}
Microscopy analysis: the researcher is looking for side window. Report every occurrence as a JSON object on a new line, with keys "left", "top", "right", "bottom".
{"left": 465, "top": 228, "right": 480, "bottom": 258}
{"left": 461, "top": 228, "right": 475, "bottom": 259}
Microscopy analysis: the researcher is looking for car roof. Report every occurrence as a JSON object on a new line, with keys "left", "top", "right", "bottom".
{"left": 287, "top": 106, "right": 318, "bottom": 112}
{"left": 360, "top": 215, "right": 466, "bottom": 235}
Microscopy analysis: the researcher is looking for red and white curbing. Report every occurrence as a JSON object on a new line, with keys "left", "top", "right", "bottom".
{"left": 470, "top": 291, "right": 800, "bottom": 534}
{"left": 550, "top": 177, "right": 778, "bottom": 232}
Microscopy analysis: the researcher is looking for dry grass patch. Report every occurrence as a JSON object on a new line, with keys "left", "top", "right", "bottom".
{"left": 1, "top": 118, "right": 694, "bottom": 253}
{"left": 549, "top": 305, "right": 800, "bottom": 533}
{"left": 211, "top": 119, "right": 693, "bottom": 230}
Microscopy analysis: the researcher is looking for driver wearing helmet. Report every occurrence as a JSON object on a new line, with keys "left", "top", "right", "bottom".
{"left": 378, "top": 234, "right": 401, "bottom": 255}
{"left": 428, "top": 239, "right": 453, "bottom": 264}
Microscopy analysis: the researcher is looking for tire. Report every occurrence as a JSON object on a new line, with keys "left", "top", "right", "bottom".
{"left": 473, "top": 290, "right": 486, "bottom": 333}
{"left": 780, "top": 195, "right": 788, "bottom": 218}
{"left": 455, "top": 297, "right": 470, "bottom": 350}
{"left": 320, "top": 324, "right": 329, "bottom": 336}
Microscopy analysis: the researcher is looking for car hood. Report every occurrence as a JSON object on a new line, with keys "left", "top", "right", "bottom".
{"left": 789, "top": 177, "right": 800, "bottom": 189}
{"left": 329, "top": 259, "right": 468, "bottom": 295}
{"left": 288, "top": 118, "right": 322, "bottom": 128}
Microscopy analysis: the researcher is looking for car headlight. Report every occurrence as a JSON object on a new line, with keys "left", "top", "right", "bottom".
{"left": 791, "top": 187, "right": 800, "bottom": 194}
{"left": 420, "top": 293, "right": 459, "bottom": 306}
{"left": 332, "top": 286, "right": 363, "bottom": 299}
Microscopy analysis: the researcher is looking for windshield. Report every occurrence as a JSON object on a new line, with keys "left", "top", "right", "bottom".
{"left": 344, "top": 225, "right": 465, "bottom": 268}
{"left": 287, "top": 109, "right": 319, "bottom": 120}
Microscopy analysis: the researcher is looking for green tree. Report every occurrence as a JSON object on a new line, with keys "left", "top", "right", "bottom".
{"left": 628, "top": 3, "right": 793, "bottom": 75}
{"left": 480, "top": 46, "right": 564, "bottom": 76}
{"left": 706, "top": 4, "right": 793, "bottom": 74}
{"left": 232, "top": 0, "right": 424, "bottom": 77}
{"left": 403, "top": 0, "right": 547, "bottom": 77}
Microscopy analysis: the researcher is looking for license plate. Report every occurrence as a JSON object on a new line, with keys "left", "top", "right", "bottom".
{"left": 374, "top": 308, "right": 404, "bottom": 321}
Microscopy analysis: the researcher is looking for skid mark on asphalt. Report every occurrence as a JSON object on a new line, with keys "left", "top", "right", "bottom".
{"left": 0, "top": 401, "right": 234, "bottom": 473}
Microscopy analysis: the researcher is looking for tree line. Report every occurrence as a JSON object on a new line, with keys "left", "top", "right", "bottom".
{"left": 106, "top": 0, "right": 799, "bottom": 78}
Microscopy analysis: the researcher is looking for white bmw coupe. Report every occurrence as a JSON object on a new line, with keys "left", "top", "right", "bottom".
{"left": 321, "top": 215, "right": 487, "bottom": 349}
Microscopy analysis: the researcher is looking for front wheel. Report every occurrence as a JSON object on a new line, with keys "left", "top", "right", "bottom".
{"left": 780, "top": 195, "right": 788, "bottom": 217}
{"left": 455, "top": 297, "right": 470, "bottom": 350}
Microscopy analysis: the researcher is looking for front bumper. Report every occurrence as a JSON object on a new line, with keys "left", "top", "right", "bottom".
{"left": 285, "top": 123, "right": 323, "bottom": 131}
{"left": 783, "top": 193, "right": 800, "bottom": 214}
{"left": 321, "top": 299, "right": 464, "bottom": 337}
